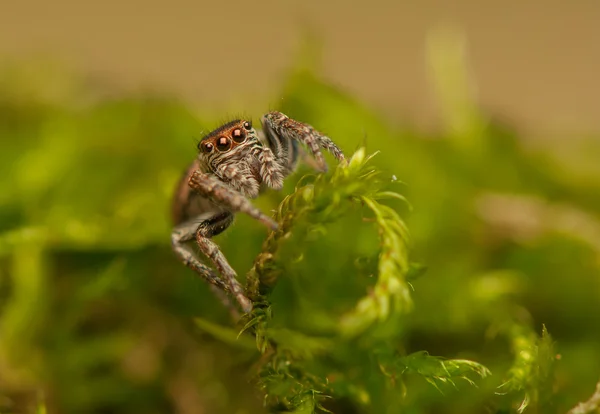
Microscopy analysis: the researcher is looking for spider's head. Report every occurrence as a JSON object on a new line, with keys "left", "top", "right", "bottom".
{"left": 197, "top": 119, "right": 259, "bottom": 171}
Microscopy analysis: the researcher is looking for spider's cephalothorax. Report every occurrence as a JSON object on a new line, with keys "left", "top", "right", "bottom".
{"left": 171, "top": 111, "right": 345, "bottom": 316}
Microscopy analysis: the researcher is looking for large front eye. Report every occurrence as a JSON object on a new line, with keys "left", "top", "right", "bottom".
{"left": 200, "top": 141, "right": 214, "bottom": 153}
{"left": 231, "top": 128, "right": 246, "bottom": 143}
{"left": 216, "top": 136, "right": 232, "bottom": 151}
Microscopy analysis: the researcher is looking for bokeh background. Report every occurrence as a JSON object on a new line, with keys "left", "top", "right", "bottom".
{"left": 2, "top": 0, "right": 599, "bottom": 135}
{"left": 1, "top": 1, "right": 600, "bottom": 413}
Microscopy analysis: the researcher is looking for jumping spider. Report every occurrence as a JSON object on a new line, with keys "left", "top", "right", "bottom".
{"left": 171, "top": 111, "right": 345, "bottom": 314}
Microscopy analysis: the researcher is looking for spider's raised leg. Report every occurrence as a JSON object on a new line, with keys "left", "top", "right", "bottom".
{"left": 189, "top": 170, "right": 278, "bottom": 230}
{"left": 261, "top": 111, "right": 346, "bottom": 172}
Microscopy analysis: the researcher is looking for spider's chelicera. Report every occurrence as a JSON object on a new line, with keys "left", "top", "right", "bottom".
{"left": 171, "top": 111, "right": 345, "bottom": 314}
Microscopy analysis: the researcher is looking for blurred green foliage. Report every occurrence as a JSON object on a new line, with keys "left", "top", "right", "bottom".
{"left": 1, "top": 35, "right": 600, "bottom": 414}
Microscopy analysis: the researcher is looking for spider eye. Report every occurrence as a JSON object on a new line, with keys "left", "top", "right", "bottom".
{"left": 232, "top": 128, "right": 246, "bottom": 143}
{"left": 243, "top": 121, "right": 252, "bottom": 131}
{"left": 216, "top": 136, "right": 232, "bottom": 151}
{"left": 200, "top": 141, "right": 214, "bottom": 153}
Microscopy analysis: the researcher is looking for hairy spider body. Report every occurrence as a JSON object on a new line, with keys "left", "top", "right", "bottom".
{"left": 171, "top": 111, "right": 345, "bottom": 315}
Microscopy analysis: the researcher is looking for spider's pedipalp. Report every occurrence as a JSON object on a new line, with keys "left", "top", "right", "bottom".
{"left": 215, "top": 162, "right": 261, "bottom": 198}
{"left": 257, "top": 146, "right": 285, "bottom": 190}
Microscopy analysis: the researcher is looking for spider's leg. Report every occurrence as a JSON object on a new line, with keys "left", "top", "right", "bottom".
{"left": 172, "top": 218, "right": 237, "bottom": 314}
{"left": 295, "top": 145, "right": 326, "bottom": 172}
{"left": 262, "top": 111, "right": 345, "bottom": 172}
{"left": 189, "top": 170, "right": 278, "bottom": 230}
{"left": 195, "top": 212, "right": 253, "bottom": 313}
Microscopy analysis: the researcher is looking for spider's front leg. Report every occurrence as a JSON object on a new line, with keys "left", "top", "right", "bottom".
{"left": 261, "top": 111, "right": 346, "bottom": 172}
{"left": 183, "top": 170, "right": 280, "bottom": 313}
{"left": 189, "top": 170, "right": 278, "bottom": 230}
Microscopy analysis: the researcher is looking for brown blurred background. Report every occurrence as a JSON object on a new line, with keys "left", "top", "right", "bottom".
{"left": 1, "top": 0, "right": 599, "bottom": 135}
